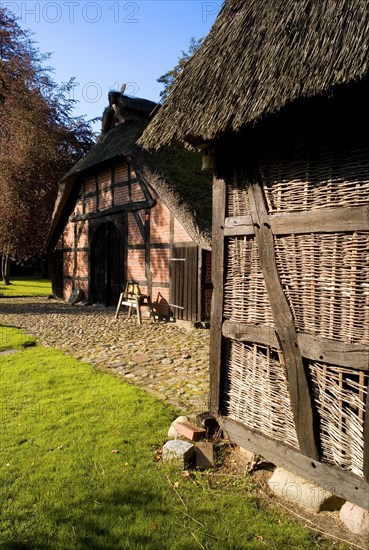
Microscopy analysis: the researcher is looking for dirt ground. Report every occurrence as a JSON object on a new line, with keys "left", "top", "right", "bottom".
{"left": 218, "top": 445, "right": 369, "bottom": 550}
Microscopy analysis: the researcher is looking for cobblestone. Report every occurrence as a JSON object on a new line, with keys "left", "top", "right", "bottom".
{"left": 0, "top": 297, "right": 210, "bottom": 415}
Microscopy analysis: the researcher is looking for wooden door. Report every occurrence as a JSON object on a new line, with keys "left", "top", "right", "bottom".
{"left": 91, "top": 222, "right": 125, "bottom": 306}
{"left": 170, "top": 245, "right": 198, "bottom": 322}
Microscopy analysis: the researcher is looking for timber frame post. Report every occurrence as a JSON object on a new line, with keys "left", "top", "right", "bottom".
{"left": 209, "top": 176, "right": 226, "bottom": 414}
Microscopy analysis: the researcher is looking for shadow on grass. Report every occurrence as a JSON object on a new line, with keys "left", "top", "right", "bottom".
{"left": 1, "top": 488, "right": 173, "bottom": 550}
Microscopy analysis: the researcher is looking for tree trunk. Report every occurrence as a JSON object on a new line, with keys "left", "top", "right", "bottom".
{"left": 2, "top": 255, "right": 10, "bottom": 285}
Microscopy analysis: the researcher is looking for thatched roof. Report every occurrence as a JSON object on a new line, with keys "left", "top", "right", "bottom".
{"left": 46, "top": 95, "right": 212, "bottom": 251}
{"left": 140, "top": 0, "right": 369, "bottom": 149}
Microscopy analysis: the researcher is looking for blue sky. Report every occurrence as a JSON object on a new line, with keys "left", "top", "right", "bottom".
{"left": 2, "top": 1, "right": 221, "bottom": 128}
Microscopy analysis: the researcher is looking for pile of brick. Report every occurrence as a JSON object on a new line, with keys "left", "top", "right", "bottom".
{"left": 162, "top": 413, "right": 219, "bottom": 470}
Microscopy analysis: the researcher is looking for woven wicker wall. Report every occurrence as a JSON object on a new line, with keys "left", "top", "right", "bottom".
{"left": 309, "top": 361, "right": 368, "bottom": 477}
{"left": 224, "top": 237, "right": 274, "bottom": 325}
{"left": 223, "top": 341, "right": 299, "bottom": 450}
{"left": 260, "top": 138, "right": 369, "bottom": 214}
{"left": 222, "top": 125, "right": 369, "bottom": 478}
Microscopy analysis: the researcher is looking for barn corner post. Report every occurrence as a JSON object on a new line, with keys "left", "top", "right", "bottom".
{"left": 209, "top": 172, "right": 226, "bottom": 415}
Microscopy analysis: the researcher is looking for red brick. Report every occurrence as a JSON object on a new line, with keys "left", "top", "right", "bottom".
{"left": 115, "top": 163, "right": 129, "bottom": 183}
{"left": 84, "top": 175, "right": 95, "bottom": 193}
{"left": 174, "top": 422, "right": 206, "bottom": 441}
{"left": 174, "top": 218, "right": 192, "bottom": 242}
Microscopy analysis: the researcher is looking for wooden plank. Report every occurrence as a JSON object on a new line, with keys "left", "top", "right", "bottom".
{"left": 223, "top": 321, "right": 369, "bottom": 370}
{"left": 169, "top": 212, "right": 174, "bottom": 315}
{"left": 184, "top": 247, "right": 190, "bottom": 321}
{"left": 364, "top": 386, "right": 369, "bottom": 482}
{"left": 224, "top": 205, "right": 369, "bottom": 236}
{"left": 221, "top": 417, "right": 369, "bottom": 511}
{"left": 144, "top": 209, "right": 152, "bottom": 300}
{"left": 186, "top": 247, "right": 192, "bottom": 322}
{"left": 209, "top": 177, "right": 226, "bottom": 415}
{"left": 247, "top": 182, "right": 320, "bottom": 460}
{"left": 190, "top": 246, "right": 198, "bottom": 322}
{"left": 198, "top": 248, "right": 204, "bottom": 322}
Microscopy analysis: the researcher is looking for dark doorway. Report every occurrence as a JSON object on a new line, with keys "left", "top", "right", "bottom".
{"left": 170, "top": 245, "right": 198, "bottom": 322}
{"left": 51, "top": 250, "right": 63, "bottom": 299}
{"left": 91, "top": 222, "right": 125, "bottom": 306}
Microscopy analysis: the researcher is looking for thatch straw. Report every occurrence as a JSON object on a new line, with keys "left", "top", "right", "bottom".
{"left": 140, "top": 0, "right": 369, "bottom": 149}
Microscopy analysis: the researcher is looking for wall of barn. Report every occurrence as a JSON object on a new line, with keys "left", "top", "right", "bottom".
{"left": 214, "top": 95, "right": 369, "bottom": 505}
{"left": 58, "top": 160, "right": 205, "bottom": 318}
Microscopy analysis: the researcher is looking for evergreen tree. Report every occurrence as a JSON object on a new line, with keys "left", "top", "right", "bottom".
{"left": 157, "top": 37, "right": 203, "bottom": 101}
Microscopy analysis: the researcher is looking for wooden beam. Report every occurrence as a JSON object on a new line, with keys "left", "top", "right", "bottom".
{"left": 247, "top": 182, "right": 320, "bottom": 461}
{"left": 223, "top": 321, "right": 369, "bottom": 371}
{"left": 298, "top": 333, "right": 369, "bottom": 371}
{"left": 224, "top": 205, "right": 369, "bottom": 236}
{"left": 72, "top": 223, "right": 78, "bottom": 290}
{"left": 224, "top": 215, "right": 254, "bottom": 236}
{"left": 221, "top": 417, "right": 369, "bottom": 511}
{"left": 131, "top": 161, "right": 155, "bottom": 203}
{"left": 209, "top": 177, "right": 226, "bottom": 415}
{"left": 82, "top": 179, "right": 86, "bottom": 215}
{"left": 223, "top": 321, "right": 279, "bottom": 347}
{"left": 131, "top": 211, "right": 144, "bottom": 241}
{"left": 69, "top": 201, "right": 156, "bottom": 222}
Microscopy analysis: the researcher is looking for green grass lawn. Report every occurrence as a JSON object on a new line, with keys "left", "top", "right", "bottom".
{"left": 0, "top": 327, "right": 348, "bottom": 549}
{"left": 0, "top": 277, "right": 52, "bottom": 297}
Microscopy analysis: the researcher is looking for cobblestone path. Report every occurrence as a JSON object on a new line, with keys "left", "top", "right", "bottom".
{"left": 0, "top": 297, "right": 210, "bottom": 415}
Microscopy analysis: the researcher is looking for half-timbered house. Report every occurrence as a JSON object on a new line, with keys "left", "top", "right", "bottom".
{"left": 47, "top": 94, "right": 212, "bottom": 322}
{"left": 140, "top": 0, "right": 369, "bottom": 509}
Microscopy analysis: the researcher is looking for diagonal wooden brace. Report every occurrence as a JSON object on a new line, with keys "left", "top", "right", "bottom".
{"left": 247, "top": 181, "right": 320, "bottom": 461}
